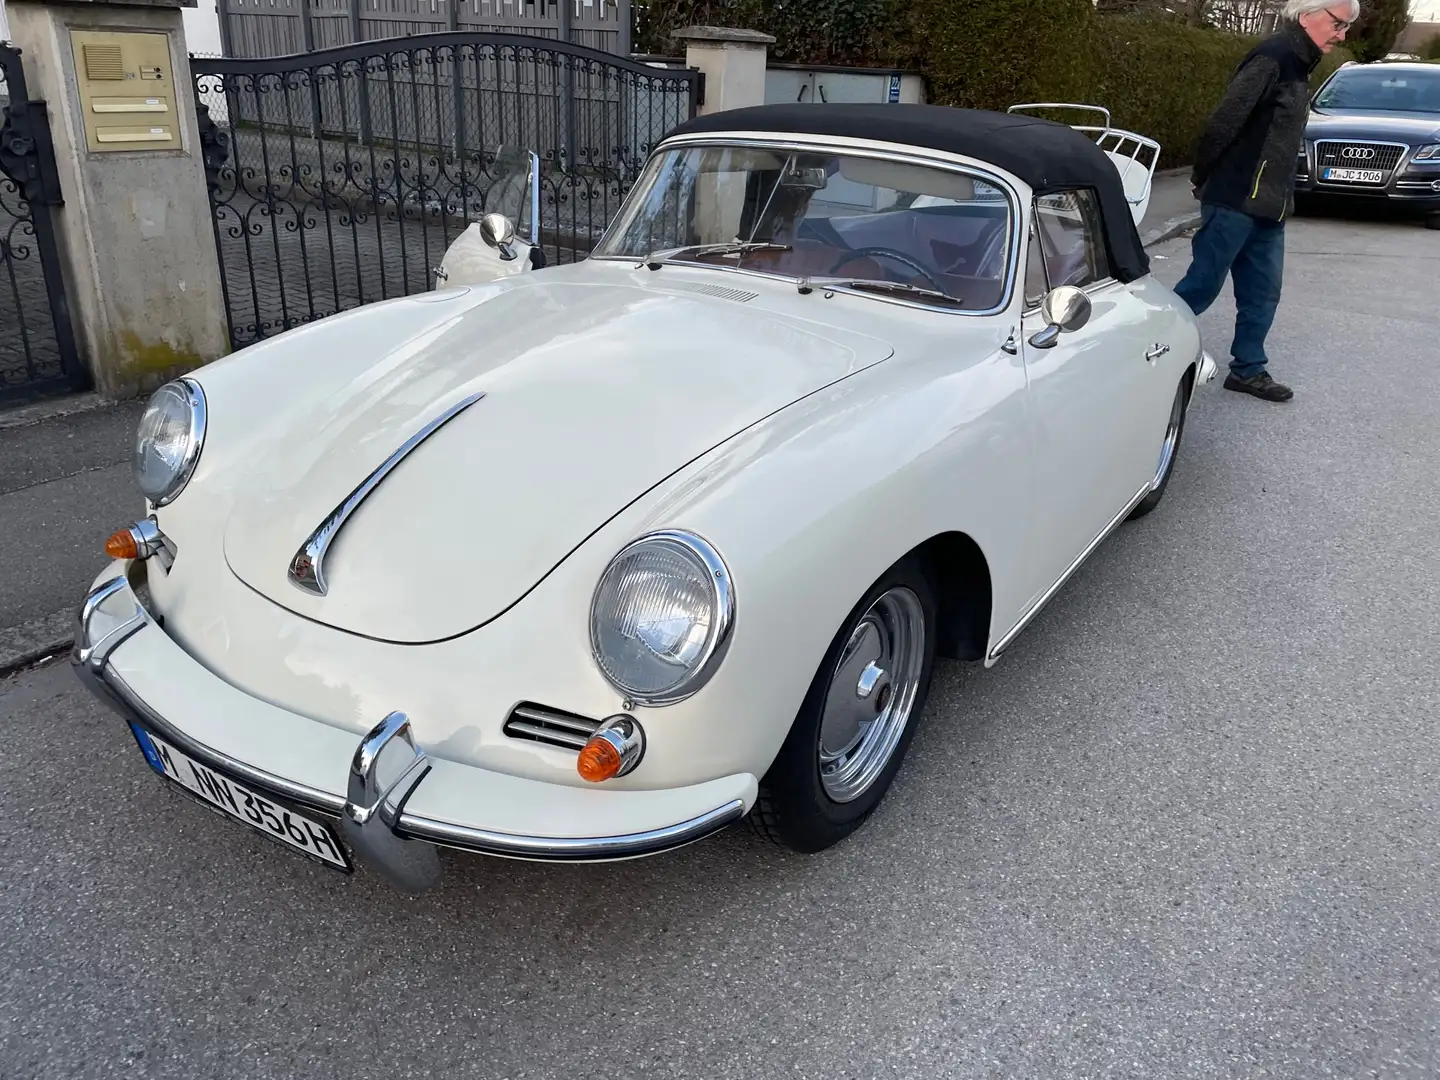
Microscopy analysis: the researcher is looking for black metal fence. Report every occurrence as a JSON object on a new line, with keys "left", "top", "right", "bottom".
{"left": 0, "top": 44, "right": 86, "bottom": 403}
{"left": 193, "top": 32, "right": 698, "bottom": 349}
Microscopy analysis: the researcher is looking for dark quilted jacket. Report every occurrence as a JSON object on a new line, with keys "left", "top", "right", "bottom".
{"left": 1191, "top": 21, "right": 1324, "bottom": 222}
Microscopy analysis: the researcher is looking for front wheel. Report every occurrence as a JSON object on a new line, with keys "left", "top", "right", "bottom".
{"left": 1128, "top": 373, "right": 1191, "bottom": 521}
{"left": 750, "top": 555, "right": 938, "bottom": 854}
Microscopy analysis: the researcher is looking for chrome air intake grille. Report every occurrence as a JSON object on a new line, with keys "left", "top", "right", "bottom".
{"left": 503, "top": 703, "right": 601, "bottom": 752}
{"left": 1315, "top": 141, "right": 1407, "bottom": 177}
{"left": 659, "top": 281, "right": 759, "bottom": 303}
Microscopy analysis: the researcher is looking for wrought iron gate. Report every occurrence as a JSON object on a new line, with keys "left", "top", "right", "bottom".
{"left": 0, "top": 44, "right": 86, "bottom": 403}
{"left": 191, "top": 33, "right": 702, "bottom": 350}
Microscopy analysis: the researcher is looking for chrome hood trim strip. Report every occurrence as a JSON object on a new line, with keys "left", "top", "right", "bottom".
{"left": 288, "top": 390, "right": 486, "bottom": 595}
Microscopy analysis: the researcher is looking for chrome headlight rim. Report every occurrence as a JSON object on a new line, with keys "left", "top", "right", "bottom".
{"left": 136, "top": 376, "right": 208, "bottom": 508}
{"left": 588, "top": 528, "right": 736, "bottom": 707}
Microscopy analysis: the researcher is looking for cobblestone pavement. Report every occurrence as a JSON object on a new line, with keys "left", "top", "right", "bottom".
{"left": 0, "top": 67, "right": 66, "bottom": 394}
{"left": 211, "top": 187, "right": 588, "bottom": 345}
{"left": 207, "top": 125, "right": 618, "bottom": 344}
{"left": 0, "top": 203, "right": 65, "bottom": 393}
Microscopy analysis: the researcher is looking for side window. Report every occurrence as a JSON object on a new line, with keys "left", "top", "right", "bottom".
{"left": 1033, "top": 189, "right": 1111, "bottom": 290}
{"left": 1023, "top": 220, "right": 1049, "bottom": 309}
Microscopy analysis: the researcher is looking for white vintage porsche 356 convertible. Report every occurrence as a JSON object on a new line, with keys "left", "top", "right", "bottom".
{"left": 75, "top": 102, "right": 1216, "bottom": 893}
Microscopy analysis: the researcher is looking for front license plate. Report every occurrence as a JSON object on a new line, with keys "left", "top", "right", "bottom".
{"left": 129, "top": 724, "right": 351, "bottom": 871}
{"left": 1323, "top": 167, "right": 1385, "bottom": 184}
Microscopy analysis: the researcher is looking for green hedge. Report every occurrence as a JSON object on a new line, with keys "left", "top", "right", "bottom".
{"left": 635, "top": 1, "right": 1354, "bottom": 169}
{"left": 1075, "top": 16, "right": 1261, "bottom": 170}
{"left": 633, "top": 0, "right": 902, "bottom": 66}
{"left": 882, "top": 4, "right": 1353, "bottom": 169}
{"left": 1077, "top": 16, "right": 1356, "bottom": 170}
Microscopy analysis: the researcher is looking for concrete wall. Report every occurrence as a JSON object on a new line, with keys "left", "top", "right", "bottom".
{"left": 1396, "top": 20, "right": 1440, "bottom": 53}
{"left": 7, "top": 0, "right": 230, "bottom": 397}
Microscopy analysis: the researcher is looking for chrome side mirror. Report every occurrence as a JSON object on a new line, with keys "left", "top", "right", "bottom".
{"left": 479, "top": 212, "right": 518, "bottom": 261}
{"left": 1028, "top": 285, "right": 1092, "bottom": 349}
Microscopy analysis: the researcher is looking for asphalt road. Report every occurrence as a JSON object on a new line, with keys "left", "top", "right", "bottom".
{"left": 0, "top": 399, "right": 147, "bottom": 667}
{"left": 2, "top": 211, "right": 1438, "bottom": 1080}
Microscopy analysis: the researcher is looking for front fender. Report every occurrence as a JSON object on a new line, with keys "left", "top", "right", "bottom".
{"left": 434, "top": 224, "right": 537, "bottom": 289}
{"left": 149, "top": 283, "right": 513, "bottom": 571}
{"left": 579, "top": 340, "right": 1035, "bottom": 777}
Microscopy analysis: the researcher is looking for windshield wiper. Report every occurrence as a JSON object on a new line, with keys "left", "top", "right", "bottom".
{"left": 642, "top": 240, "right": 791, "bottom": 270}
{"left": 797, "top": 277, "right": 965, "bottom": 306}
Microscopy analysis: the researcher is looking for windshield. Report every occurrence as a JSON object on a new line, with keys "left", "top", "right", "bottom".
{"left": 1314, "top": 67, "right": 1440, "bottom": 113}
{"left": 593, "top": 144, "right": 1016, "bottom": 311}
{"left": 459, "top": 144, "right": 535, "bottom": 239}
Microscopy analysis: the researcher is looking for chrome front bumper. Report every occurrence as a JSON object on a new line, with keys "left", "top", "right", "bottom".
{"left": 72, "top": 571, "right": 751, "bottom": 892}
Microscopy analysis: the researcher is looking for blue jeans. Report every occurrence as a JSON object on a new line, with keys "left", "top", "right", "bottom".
{"left": 1172, "top": 202, "right": 1286, "bottom": 380}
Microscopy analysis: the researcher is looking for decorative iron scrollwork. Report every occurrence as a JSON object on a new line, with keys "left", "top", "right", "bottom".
{"left": 1, "top": 41, "right": 87, "bottom": 399}
{"left": 188, "top": 33, "right": 703, "bottom": 350}
{"left": 195, "top": 101, "right": 231, "bottom": 197}
{"left": 0, "top": 101, "right": 65, "bottom": 207}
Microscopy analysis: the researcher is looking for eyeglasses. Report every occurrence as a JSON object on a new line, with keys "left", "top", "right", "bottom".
{"left": 1322, "top": 7, "right": 1353, "bottom": 30}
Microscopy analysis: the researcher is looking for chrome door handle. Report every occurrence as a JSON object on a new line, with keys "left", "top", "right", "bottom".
{"left": 1145, "top": 343, "right": 1170, "bottom": 363}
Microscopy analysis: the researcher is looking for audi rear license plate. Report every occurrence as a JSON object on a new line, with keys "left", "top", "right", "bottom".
{"left": 129, "top": 723, "right": 351, "bottom": 871}
{"left": 1324, "top": 167, "right": 1385, "bottom": 184}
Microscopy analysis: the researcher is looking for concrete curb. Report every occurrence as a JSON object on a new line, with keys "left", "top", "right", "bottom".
{"left": 0, "top": 609, "right": 75, "bottom": 680}
{"left": 1142, "top": 212, "right": 1203, "bottom": 249}
{"left": 0, "top": 392, "right": 118, "bottom": 431}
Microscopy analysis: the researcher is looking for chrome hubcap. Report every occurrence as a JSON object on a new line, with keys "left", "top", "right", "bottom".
{"left": 1151, "top": 385, "right": 1185, "bottom": 490}
{"left": 817, "top": 586, "right": 926, "bottom": 803}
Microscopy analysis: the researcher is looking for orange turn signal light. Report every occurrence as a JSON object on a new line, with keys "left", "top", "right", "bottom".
{"left": 577, "top": 737, "right": 623, "bottom": 783}
{"left": 575, "top": 715, "right": 645, "bottom": 784}
{"left": 105, "top": 528, "right": 139, "bottom": 560}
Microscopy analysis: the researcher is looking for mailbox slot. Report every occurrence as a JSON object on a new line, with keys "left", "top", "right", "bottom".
{"left": 69, "top": 30, "right": 181, "bottom": 153}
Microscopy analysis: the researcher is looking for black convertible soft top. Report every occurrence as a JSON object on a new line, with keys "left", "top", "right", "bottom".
{"left": 663, "top": 103, "right": 1151, "bottom": 284}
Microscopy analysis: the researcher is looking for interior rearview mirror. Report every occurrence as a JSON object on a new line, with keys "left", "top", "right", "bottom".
{"left": 781, "top": 165, "right": 828, "bottom": 190}
{"left": 1028, "top": 285, "right": 1092, "bottom": 349}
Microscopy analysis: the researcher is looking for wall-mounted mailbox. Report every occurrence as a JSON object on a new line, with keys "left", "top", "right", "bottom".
{"left": 68, "top": 30, "right": 182, "bottom": 153}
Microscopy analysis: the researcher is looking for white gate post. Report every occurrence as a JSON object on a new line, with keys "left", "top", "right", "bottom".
{"left": 671, "top": 26, "right": 774, "bottom": 116}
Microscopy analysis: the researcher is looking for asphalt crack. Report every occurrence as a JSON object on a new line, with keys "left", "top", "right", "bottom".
{"left": 0, "top": 460, "right": 128, "bottom": 499}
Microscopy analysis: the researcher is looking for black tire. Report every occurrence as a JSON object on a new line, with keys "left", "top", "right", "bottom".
{"left": 750, "top": 554, "right": 939, "bottom": 854}
{"left": 1425, "top": 213, "right": 1440, "bottom": 231}
{"left": 1128, "top": 373, "right": 1191, "bottom": 522}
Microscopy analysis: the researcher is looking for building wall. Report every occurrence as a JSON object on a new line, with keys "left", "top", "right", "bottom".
{"left": 183, "top": 0, "right": 225, "bottom": 56}
{"left": 1396, "top": 20, "right": 1440, "bottom": 54}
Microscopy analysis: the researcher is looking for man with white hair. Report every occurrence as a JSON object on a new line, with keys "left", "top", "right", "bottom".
{"left": 1172, "top": 0, "right": 1357, "bottom": 402}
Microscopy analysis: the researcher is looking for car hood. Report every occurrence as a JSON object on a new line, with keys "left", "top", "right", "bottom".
{"left": 222, "top": 278, "right": 893, "bottom": 642}
{"left": 1306, "top": 108, "right": 1440, "bottom": 143}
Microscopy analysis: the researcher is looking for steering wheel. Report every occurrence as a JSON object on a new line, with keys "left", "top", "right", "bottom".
{"left": 827, "top": 247, "right": 946, "bottom": 292}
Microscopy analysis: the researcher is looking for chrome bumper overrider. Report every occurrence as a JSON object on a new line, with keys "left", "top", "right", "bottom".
{"left": 72, "top": 572, "right": 748, "bottom": 892}
{"left": 1198, "top": 349, "right": 1218, "bottom": 386}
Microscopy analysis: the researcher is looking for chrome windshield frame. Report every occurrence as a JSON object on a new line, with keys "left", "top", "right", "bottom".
{"left": 589, "top": 132, "right": 1027, "bottom": 318}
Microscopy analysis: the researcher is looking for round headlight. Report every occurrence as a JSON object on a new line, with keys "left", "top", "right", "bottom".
{"left": 589, "top": 530, "right": 734, "bottom": 705}
{"left": 133, "top": 378, "right": 206, "bottom": 507}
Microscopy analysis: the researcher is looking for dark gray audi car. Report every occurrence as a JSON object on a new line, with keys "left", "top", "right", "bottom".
{"left": 1294, "top": 60, "right": 1440, "bottom": 228}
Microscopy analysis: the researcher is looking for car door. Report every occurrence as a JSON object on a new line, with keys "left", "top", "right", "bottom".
{"left": 1016, "top": 188, "right": 1164, "bottom": 611}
